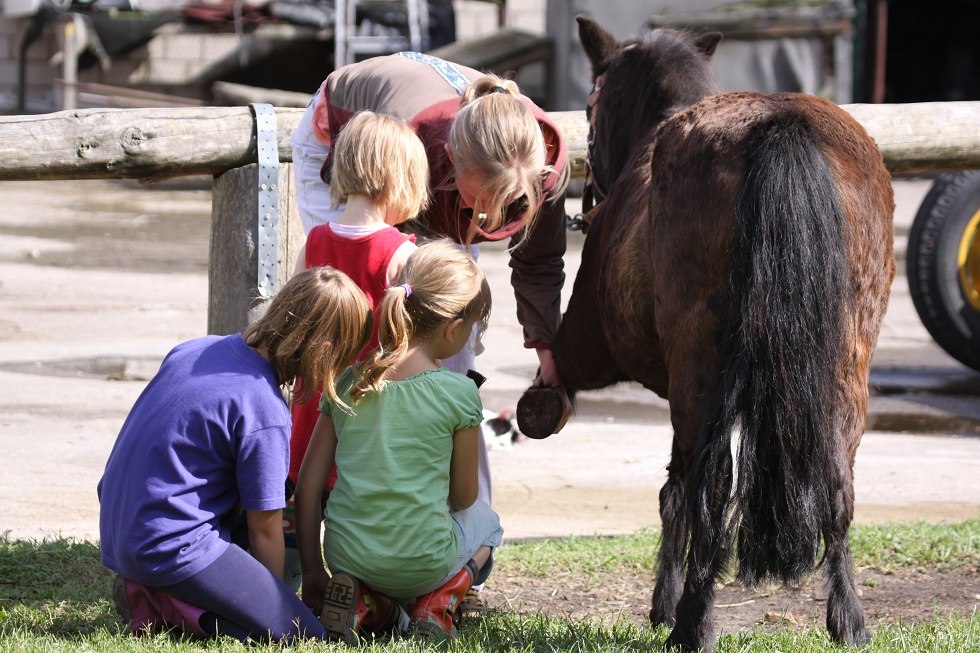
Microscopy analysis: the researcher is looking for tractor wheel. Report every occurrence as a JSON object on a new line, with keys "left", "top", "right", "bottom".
{"left": 906, "top": 171, "right": 980, "bottom": 371}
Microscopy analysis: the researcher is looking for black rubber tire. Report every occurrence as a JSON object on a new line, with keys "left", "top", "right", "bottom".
{"left": 906, "top": 171, "right": 980, "bottom": 371}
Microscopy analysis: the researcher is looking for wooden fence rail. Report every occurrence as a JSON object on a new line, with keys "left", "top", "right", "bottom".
{"left": 1, "top": 102, "right": 980, "bottom": 182}
{"left": 2, "top": 102, "right": 979, "bottom": 332}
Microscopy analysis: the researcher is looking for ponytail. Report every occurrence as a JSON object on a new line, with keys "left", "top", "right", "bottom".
{"left": 460, "top": 74, "right": 520, "bottom": 106}
{"left": 350, "top": 241, "right": 491, "bottom": 402}
{"left": 351, "top": 284, "right": 413, "bottom": 401}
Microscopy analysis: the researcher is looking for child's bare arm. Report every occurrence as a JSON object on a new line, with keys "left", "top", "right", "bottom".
{"left": 449, "top": 425, "right": 480, "bottom": 510}
{"left": 295, "top": 413, "right": 337, "bottom": 609}
{"left": 386, "top": 241, "right": 417, "bottom": 286}
{"left": 246, "top": 508, "right": 285, "bottom": 578}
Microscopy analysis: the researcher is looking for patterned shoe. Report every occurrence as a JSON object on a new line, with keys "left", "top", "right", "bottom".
{"left": 459, "top": 588, "right": 488, "bottom": 615}
{"left": 321, "top": 572, "right": 364, "bottom": 645}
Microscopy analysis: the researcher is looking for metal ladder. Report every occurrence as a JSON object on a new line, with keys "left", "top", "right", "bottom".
{"left": 334, "top": 0, "right": 430, "bottom": 68}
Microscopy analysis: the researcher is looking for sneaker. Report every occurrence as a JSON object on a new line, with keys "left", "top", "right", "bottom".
{"left": 320, "top": 572, "right": 364, "bottom": 645}
{"left": 111, "top": 575, "right": 132, "bottom": 626}
{"left": 320, "top": 572, "right": 412, "bottom": 643}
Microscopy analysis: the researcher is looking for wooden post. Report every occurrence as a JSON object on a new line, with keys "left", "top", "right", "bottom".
{"left": 208, "top": 163, "right": 306, "bottom": 334}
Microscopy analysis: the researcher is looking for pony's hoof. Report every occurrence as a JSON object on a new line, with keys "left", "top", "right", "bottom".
{"left": 516, "top": 387, "right": 571, "bottom": 439}
{"left": 664, "top": 629, "right": 710, "bottom": 653}
{"left": 852, "top": 627, "right": 872, "bottom": 647}
{"left": 649, "top": 607, "right": 676, "bottom": 629}
{"left": 831, "top": 621, "right": 871, "bottom": 647}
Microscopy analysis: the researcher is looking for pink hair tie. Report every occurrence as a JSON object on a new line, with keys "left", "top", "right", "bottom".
{"left": 401, "top": 283, "right": 413, "bottom": 298}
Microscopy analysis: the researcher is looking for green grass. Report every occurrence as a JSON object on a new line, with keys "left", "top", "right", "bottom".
{"left": 2, "top": 520, "right": 978, "bottom": 652}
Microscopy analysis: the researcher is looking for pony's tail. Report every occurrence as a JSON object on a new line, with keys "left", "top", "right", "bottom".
{"left": 693, "top": 114, "right": 851, "bottom": 587}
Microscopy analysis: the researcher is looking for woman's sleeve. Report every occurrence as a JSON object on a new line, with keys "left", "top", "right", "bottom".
{"left": 452, "top": 374, "right": 485, "bottom": 430}
{"left": 508, "top": 188, "right": 567, "bottom": 350}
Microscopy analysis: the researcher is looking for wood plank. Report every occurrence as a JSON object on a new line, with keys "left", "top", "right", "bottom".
{"left": 0, "top": 107, "right": 305, "bottom": 182}
{"left": 212, "top": 81, "right": 313, "bottom": 109}
{"left": 844, "top": 103, "right": 980, "bottom": 174}
{"left": 1, "top": 102, "right": 979, "bottom": 181}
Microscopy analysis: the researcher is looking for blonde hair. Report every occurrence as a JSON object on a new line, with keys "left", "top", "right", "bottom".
{"left": 244, "top": 266, "right": 372, "bottom": 412}
{"left": 330, "top": 111, "right": 430, "bottom": 220}
{"left": 352, "top": 240, "right": 491, "bottom": 401}
{"left": 450, "top": 74, "right": 561, "bottom": 244}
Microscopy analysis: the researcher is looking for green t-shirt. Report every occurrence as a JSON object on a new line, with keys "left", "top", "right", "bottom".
{"left": 320, "top": 366, "right": 483, "bottom": 598}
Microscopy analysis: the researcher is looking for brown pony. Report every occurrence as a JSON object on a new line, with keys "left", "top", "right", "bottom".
{"left": 517, "top": 16, "right": 895, "bottom": 652}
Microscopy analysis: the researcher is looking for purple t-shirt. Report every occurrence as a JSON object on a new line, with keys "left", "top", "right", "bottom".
{"left": 98, "top": 334, "right": 290, "bottom": 586}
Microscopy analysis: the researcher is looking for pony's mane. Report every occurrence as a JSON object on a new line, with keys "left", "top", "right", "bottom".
{"left": 640, "top": 28, "right": 722, "bottom": 109}
{"left": 591, "top": 27, "right": 721, "bottom": 192}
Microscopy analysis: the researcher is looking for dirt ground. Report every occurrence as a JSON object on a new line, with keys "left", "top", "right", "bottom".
{"left": 482, "top": 566, "right": 980, "bottom": 637}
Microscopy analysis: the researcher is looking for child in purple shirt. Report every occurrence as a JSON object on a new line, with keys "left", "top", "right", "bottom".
{"left": 98, "top": 267, "right": 371, "bottom": 642}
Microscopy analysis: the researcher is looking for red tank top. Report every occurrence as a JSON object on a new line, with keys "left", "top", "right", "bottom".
{"left": 289, "top": 224, "right": 414, "bottom": 485}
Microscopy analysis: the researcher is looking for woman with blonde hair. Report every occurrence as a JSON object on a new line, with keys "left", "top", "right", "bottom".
{"left": 291, "top": 52, "right": 569, "bottom": 396}
{"left": 295, "top": 241, "right": 502, "bottom": 642}
{"left": 99, "top": 267, "right": 372, "bottom": 642}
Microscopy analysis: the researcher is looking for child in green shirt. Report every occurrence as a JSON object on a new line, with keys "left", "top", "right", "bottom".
{"left": 295, "top": 241, "right": 503, "bottom": 642}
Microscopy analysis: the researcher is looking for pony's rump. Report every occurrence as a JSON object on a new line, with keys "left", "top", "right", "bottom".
{"left": 698, "top": 108, "right": 852, "bottom": 586}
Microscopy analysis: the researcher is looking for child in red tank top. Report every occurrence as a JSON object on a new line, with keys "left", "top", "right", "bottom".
{"left": 283, "top": 111, "right": 430, "bottom": 589}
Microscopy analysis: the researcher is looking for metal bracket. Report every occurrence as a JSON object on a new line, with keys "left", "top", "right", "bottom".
{"left": 250, "top": 102, "right": 279, "bottom": 298}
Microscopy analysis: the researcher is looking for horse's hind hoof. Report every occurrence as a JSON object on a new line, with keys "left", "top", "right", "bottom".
{"left": 516, "top": 386, "right": 572, "bottom": 439}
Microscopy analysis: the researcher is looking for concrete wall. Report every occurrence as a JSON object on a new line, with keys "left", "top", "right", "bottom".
{"left": 546, "top": 0, "right": 855, "bottom": 110}
{"left": 0, "top": 14, "right": 59, "bottom": 112}
{"left": 1, "top": 0, "right": 539, "bottom": 114}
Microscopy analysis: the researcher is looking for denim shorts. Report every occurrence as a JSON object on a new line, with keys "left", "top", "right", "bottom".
{"left": 414, "top": 499, "right": 503, "bottom": 596}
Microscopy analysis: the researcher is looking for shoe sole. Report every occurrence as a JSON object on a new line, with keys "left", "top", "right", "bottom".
{"left": 409, "top": 619, "right": 457, "bottom": 640}
{"left": 321, "top": 573, "right": 360, "bottom": 645}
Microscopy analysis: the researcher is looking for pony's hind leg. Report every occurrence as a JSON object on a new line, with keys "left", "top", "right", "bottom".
{"left": 662, "top": 414, "right": 733, "bottom": 653}
{"left": 824, "top": 427, "right": 870, "bottom": 645}
{"left": 650, "top": 440, "right": 689, "bottom": 628}
{"left": 663, "top": 460, "right": 731, "bottom": 653}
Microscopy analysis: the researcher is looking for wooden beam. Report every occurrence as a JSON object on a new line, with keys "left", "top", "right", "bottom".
{"left": 211, "top": 81, "right": 313, "bottom": 109}
{"left": 0, "top": 107, "right": 305, "bottom": 182}
{"left": 427, "top": 28, "right": 553, "bottom": 76}
{"left": 0, "top": 102, "right": 979, "bottom": 181}
{"left": 843, "top": 103, "right": 980, "bottom": 174}
{"left": 55, "top": 80, "right": 208, "bottom": 108}
{"left": 549, "top": 103, "right": 980, "bottom": 178}
{"left": 209, "top": 163, "right": 306, "bottom": 335}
